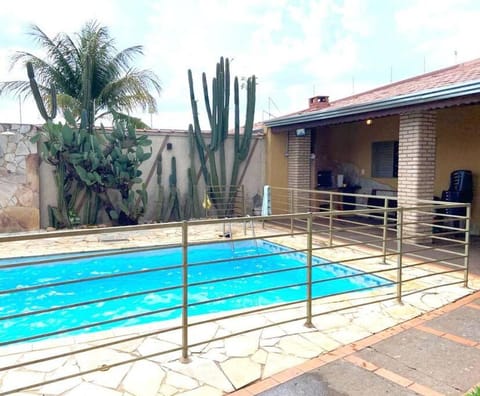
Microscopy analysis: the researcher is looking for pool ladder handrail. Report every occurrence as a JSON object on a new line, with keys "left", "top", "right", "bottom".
{"left": 225, "top": 216, "right": 259, "bottom": 255}
{"left": 222, "top": 219, "right": 235, "bottom": 253}
{"left": 246, "top": 215, "right": 259, "bottom": 254}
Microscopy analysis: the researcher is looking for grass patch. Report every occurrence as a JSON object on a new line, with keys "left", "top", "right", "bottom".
{"left": 466, "top": 386, "right": 480, "bottom": 396}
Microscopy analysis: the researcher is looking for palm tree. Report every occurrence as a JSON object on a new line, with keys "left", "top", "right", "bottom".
{"left": 0, "top": 20, "right": 161, "bottom": 130}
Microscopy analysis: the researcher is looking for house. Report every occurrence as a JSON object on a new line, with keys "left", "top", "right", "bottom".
{"left": 264, "top": 58, "right": 480, "bottom": 235}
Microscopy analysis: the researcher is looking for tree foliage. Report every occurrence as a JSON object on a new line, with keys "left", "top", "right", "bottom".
{"left": 0, "top": 20, "right": 161, "bottom": 129}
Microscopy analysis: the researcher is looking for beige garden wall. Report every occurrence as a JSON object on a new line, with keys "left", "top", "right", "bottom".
{"left": 38, "top": 129, "right": 265, "bottom": 228}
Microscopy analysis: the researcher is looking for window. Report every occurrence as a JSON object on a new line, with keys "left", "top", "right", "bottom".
{"left": 371, "top": 141, "right": 398, "bottom": 178}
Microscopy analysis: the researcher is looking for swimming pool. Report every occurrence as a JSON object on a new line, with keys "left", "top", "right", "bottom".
{"left": 0, "top": 240, "right": 390, "bottom": 344}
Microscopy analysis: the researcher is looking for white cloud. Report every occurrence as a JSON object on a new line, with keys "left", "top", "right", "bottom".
{"left": 142, "top": 1, "right": 301, "bottom": 128}
{"left": 248, "top": 0, "right": 368, "bottom": 112}
{"left": 0, "top": 1, "right": 387, "bottom": 127}
{"left": 395, "top": 0, "right": 480, "bottom": 69}
{"left": 0, "top": 1, "right": 118, "bottom": 36}
{"left": 1, "top": 0, "right": 480, "bottom": 128}
{"left": 338, "top": 0, "right": 372, "bottom": 37}
{"left": 0, "top": 1, "right": 122, "bottom": 124}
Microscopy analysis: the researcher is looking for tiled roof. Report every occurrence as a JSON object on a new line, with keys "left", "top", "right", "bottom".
{"left": 310, "top": 58, "right": 480, "bottom": 113}
{"left": 265, "top": 58, "right": 480, "bottom": 128}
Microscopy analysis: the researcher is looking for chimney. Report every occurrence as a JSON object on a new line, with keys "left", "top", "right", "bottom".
{"left": 309, "top": 95, "right": 330, "bottom": 110}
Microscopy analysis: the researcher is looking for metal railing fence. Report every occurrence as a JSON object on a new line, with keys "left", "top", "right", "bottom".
{"left": 0, "top": 191, "right": 472, "bottom": 395}
{"left": 203, "top": 184, "right": 245, "bottom": 218}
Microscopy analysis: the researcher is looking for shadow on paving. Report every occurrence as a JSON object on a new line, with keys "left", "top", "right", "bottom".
{"left": 259, "top": 301, "right": 480, "bottom": 396}
{"left": 425, "top": 305, "right": 480, "bottom": 342}
{"left": 355, "top": 328, "right": 480, "bottom": 394}
{"left": 259, "top": 360, "right": 416, "bottom": 396}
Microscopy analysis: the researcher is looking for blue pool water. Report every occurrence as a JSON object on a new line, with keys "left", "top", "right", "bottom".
{"left": 0, "top": 240, "right": 390, "bottom": 343}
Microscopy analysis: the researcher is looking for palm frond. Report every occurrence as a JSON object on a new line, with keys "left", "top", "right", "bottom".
{"left": 1, "top": 19, "right": 162, "bottom": 124}
{"left": 26, "top": 24, "right": 78, "bottom": 87}
{"left": 109, "top": 46, "right": 144, "bottom": 73}
{"left": 110, "top": 110, "right": 150, "bottom": 129}
{"left": 100, "top": 69, "right": 161, "bottom": 112}
{"left": 0, "top": 80, "right": 34, "bottom": 97}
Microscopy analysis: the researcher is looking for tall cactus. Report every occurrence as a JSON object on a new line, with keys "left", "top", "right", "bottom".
{"left": 27, "top": 62, "right": 57, "bottom": 122}
{"left": 155, "top": 153, "right": 165, "bottom": 222}
{"left": 81, "top": 55, "right": 95, "bottom": 133}
{"left": 188, "top": 69, "right": 211, "bottom": 187}
{"left": 188, "top": 56, "right": 256, "bottom": 217}
{"left": 229, "top": 74, "right": 256, "bottom": 209}
{"left": 184, "top": 126, "right": 201, "bottom": 219}
{"left": 164, "top": 156, "right": 181, "bottom": 221}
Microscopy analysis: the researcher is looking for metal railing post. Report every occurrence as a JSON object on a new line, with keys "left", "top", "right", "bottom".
{"left": 396, "top": 208, "right": 403, "bottom": 303}
{"left": 305, "top": 213, "right": 314, "bottom": 328}
{"left": 382, "top": 198, "right": 389, "bottom": 264}
{"left": 328, "top": 193, "right": 333, "bottom": 247}
{"left": 241, "top": 185, "right": 246, "bottom": 217}
{"left": 464, "top": 204, "right": 471, "bottom": 288}
{"left": 241, "top": 185, "right": 247, "bottom": 235}
{"left": 262, "top": 186, "right": 266, "bottom": 229}
{"left": 180, "top": 221, "right": 191, "bottom": 363}
{"left": 290, "top": 189, "right": 294, "bottom": 235}
{"left": 204, "top": 192, "right": 208, "bottom": 218}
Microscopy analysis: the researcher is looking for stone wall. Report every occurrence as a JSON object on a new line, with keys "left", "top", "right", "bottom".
{"left": 0, "top": 123, "right": 41, "bottom": 232}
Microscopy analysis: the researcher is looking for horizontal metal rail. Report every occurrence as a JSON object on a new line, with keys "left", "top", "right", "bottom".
{"left": 0, "top": 261, "right": 183, "bottom": 296}
{"left": 0, "top": 191, "right": 472, "bottom": 395}
{"left": 1, "top": 302, "right": 184, "bottom": 346}
{"left": 2, "top": 323, "right": 184, "bottom": 371}
{"left": 0, "top": 282, "right": 183, "bottom": 322}
{"left": 0, "top": 243, "right": 183, "bottom": 269}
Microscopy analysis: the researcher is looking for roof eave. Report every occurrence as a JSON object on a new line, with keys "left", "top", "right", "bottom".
{"left": 265, "top": 80, "right": 480, "bottom": 129}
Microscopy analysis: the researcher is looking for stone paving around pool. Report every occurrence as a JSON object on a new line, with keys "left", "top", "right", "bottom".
{"left": 1, "top": 222, "right": 479, "bottom": 395}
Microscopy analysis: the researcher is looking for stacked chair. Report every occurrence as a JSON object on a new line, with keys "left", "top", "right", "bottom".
{"left": 440, "top": 170, "right": 473, "bottom": 234}
{"left": 441, "top": 170, "right": 473, "bottom": 214}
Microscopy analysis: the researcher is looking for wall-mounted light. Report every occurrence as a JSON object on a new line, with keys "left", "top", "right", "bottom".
{"left": 295, "top": 128, "right": 306, "bottom": 137}
{"left": 0, "top": 131, "right": 15, "bottom": 136}
{"left": 365, "top": 119, "right": 373, "bottom": 126}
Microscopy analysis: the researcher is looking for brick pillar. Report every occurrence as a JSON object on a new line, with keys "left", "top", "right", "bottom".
{"left": 397, "top": 110, "right": 436, "bottom": 240}
{"left": 288, "top": 130, "right": 311, "bottom": 212}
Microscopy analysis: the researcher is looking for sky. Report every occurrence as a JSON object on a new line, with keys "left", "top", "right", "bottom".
{"left": 0, "top": 0, "right": 479, "bottom": 129}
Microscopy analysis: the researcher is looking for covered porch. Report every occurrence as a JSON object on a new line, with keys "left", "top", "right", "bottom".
{"left": 264, "top": 62, "right": 480, "bottom": 235}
